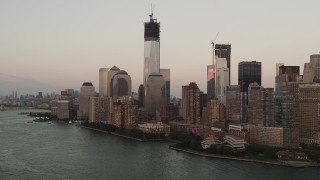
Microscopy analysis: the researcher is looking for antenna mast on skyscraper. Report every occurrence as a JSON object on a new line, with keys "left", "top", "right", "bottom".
{"left": 211, "top": 32, "right": 219, "bottom": 64}
{"left": 149, "top": 3, "right": 154, "bottom": 21}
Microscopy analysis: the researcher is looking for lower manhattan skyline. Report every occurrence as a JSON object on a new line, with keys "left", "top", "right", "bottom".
{"left": 1, "top": 0, "right": 320, "bottom": 97}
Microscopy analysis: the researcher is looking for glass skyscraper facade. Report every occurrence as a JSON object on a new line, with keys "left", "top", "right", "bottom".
{"left": 143, "top": 13, "right": 160, "bottom": 88}
{"left": 238, "top": 61, "right": 261, "bottom": 92}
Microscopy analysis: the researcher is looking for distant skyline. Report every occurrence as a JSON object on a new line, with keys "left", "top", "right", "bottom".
{"left": 1, "top": 0, "right": 320, "bottom": 97}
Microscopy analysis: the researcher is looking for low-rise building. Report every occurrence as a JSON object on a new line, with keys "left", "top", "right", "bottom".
{"left": 224, "top": 135, "right": 246, "bottom": 150}
{"left": 138, "top": 122, "right": 170, "bottom": 136}
{"left": 201, "top": 135, "right": 222, "bottom": 149}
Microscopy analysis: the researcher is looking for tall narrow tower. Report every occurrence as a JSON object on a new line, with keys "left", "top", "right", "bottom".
{"left": 143, "top": 11, "right": 160, "bottom": 89}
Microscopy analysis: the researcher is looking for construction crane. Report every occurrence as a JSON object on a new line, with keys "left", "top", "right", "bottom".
{"left": 211, "top": 32, "right": 219, "bottom": 64}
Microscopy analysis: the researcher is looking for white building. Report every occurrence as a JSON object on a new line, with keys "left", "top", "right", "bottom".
{"left": 224, "top": 135, "right": 246, "bottom": 150}
{"left": 99, "top": 68, "right": 109, "bottom": 97}
{"left": 215, "top": 57, "right": 229, "bottom": 106}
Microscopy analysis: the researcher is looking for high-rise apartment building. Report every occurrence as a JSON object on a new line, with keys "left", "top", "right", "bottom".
{"left": 226, "top": 85, "right": 242, "bottom": 123}
{"left": 215, "top": 44, "right": 231, "bottom": 83}
{"left": 181, "top": 82, "right": 201, "bottom": 124}
{"left": 88, "top": 96, "right": 112, "bottom": 123}
{"left": 247, "top": 83, "right": 274, "bottom": 126}
{"left": 238, "top": 61, "right": 261, "bottom": 92}
{"left": 78, "top": 82, "right": 95, "bottom": 120}
{"left": 298, "top": 84, "right": 320, "bottom": 144}
{"left": 143, "top": 12, "right": 160, "bottom": 88}
{"left": 206, "top": 99, "right": 225, "bottom": 127}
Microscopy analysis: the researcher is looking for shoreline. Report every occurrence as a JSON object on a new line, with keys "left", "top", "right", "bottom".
{"left": 79, "top": 125, "right": 167, "bottom": 142}
{"left": 76, "top": 124, "right": 319, "bottom": 168}
{"left": 169, "top": 146, "right": 320, "bottom": 168}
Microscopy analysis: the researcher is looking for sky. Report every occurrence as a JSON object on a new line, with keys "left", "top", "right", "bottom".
{"left": 1, "top": 0, "right": 320, "bottom": 97}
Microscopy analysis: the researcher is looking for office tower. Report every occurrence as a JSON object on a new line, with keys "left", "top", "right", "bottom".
{"left": 110, "top": 70, "right": 132, "bottom": 102}
{"left": 226, "top": 85, "right": 241, "bottom": 123}
{"left": 107, "top": 66, "right": 120, "bottom": 97}
{"left": 206, "top": 99, "right": 225, "bottom": 126}
{"left": 160, "top": 69, "right": 170, "bottom": 105}
{"left": 181, "top": 82, "right": 201, "bottom": 124}
{"left": 207, "top": 65, "right": 215, "bottom": 102}
{"left": 215, "top": 44, "right": 231, "bottom": 83}
{"left": 216, "top": 58, "right": 229, "bottom": 106}
{"left": 78, "top": 82, "right": 95, "bottom": 120}
{"left": 303, "top": 63, "right": 313, "bottom": 83}
{"left": 138, "top": 84, "right": 145, "bottom": 108}
{"left": 298, "top": 84, "right": 320, "bottom": 144}
{"left": 143, "top": 12, "right": 160, "bottom": 88}
{"left": 238, "top": 61, "right": 261, "bottom": 92}
{"left": 99, "top": 68, "right": 109, "bottom": 97}
{"left": 276, "top": 63, "right": 284, "bottom": 76}
{"left": 274, "top": 65, "right": 300, "bottom": 127}
{"left": 144, "top": 73, "right": 165, "bottom": 116}
{"left": 310, "top": 54, "right": 320, "bottom": 83}
{"left": 247, "top": 83, "right": 274, "bottom": 126}
{"left": 248, "top": 83, "right": 264, "bottom": 126}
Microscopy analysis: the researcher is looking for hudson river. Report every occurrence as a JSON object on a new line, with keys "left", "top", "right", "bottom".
{"left": 1, "top": 109, "right": 319, "bottom": 180}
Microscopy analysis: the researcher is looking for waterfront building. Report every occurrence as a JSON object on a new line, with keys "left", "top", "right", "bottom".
{"left": 201, "top": 135, "right": 222, "bottom": 149}
{"left": 160, "top": 69, "right": 170, "bottom": 105}
{"left": 250, "top": 125, "right": 298, "bottom": 148}
{"left": 99, "top": 68, "right": 109, "bottom": 97}
{"left": 88, "top": 96, "right": 112, "bottom": 123}
{"left": 224, "top": 135, "right": 246, "bottom": 150}
{"left": 298, "top": 84, "right": 320, "bottom": 144}
{"left": 78, "top": 82, "right": 95, "bottom": 120}
{"left": 111, "top": 97, "right": 138, "bottom": 128}
{"left": 144, "top": 73, "right": 166, "bottom": 116}
{"left": 181, "top": 82, "right": 201, "bottom": 124}
{"left": 50, "top": 99, "right": 58, "bottom": 116}
{"left": 57, "top": 100, "right": 69, "bottom": 120}
{"left": 138, "top": 122, "right": 170, "bottom": 136}
{"left": 215, "top": 44, "right": 231, "bottom": 84}
{"left": 215, "top": 58, "right": 229, "bottom": 106}
{"left": 226, "top": 85, "right": 242, "bottom": 123}
{"left": 238, "top": 61, "right": 261, "bottom": 92}
{"left": 206, "top": 99, "right": 225, "bottom": 127}
{"left": 143, "top": 12, "right": 160, "bottom": 89}
{"left": 207, "top": 64, "right": 215, "bottom": 102}
{"left": 228, "top": 124, "right": 250, "bottom": 144}
{"left": 110, "top": 70, "right": 132, "bottom": 102}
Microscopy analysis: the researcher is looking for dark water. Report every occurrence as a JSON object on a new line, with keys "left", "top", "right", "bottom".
{"left": 0, "top": 109, "right": 319, "bottom": 180}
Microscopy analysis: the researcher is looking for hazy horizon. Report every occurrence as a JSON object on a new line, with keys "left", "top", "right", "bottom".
{"left": 1, "top": 0, "right": 320, "bottom": 97}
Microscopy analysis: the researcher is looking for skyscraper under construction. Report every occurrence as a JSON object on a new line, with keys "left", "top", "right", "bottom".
{"left": 143, "top": 12, "right": 160, "bottom": 88}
